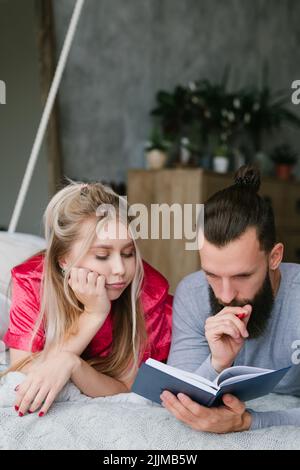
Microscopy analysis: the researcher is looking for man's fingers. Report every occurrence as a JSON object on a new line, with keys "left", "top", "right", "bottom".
{"left": 160, "top": 391, "right": 195, "bottom": 425}
{"left": 177, "top": 393, "right": 210, "bottom": 418}
{"left": 222, "top": 394, "right": 246, "bottom": 414}
{"left": 206, "top": 314, "right": 249, "bottom": 338}
{"left": 219, "top": 315, "right": 249, "bottom": 338}
{"left": 206, "top": 323, "right": 244, "bottom": 342}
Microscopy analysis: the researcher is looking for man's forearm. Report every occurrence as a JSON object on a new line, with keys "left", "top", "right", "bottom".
{"left": 71, "top": 358, "right": 128, "bottom": 397}
{"left": 194, "top": 355, "right": 220, "bottom": 381}
{"left": 249, "top": 407, "right": 300, "bottom": 429}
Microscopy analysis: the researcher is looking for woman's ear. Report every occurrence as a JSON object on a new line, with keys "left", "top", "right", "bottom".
{"left": 269, "top": 243, "right": 284, "bottom": 270}
{"left": 58, "top": 257, "right": 67, "bottom": 271}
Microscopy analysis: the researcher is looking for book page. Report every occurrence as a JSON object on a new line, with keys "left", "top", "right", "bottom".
{"left": 146, "top": 358, "right": 219, "bottom": 393}
{"left": 215, "top": 365, "right": 274, "bottom": 387}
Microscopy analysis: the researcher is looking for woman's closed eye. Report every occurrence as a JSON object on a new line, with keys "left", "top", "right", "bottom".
{"left": 95, "top": 251, "right": 135, "bottom": 261}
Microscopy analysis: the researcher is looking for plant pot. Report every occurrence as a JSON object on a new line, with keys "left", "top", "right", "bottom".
{"left": 213, "top": 156, "right": 229, "bottom": 173}
{"left": 275, "top": 164, "right": 294, "bottom": 181}
{"left": 146, "top": 150, "right": 167, "bottom": 170}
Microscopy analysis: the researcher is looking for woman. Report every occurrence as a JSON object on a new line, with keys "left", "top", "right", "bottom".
{"left": 2, "top": 182, "right": 172, "bottom": 417}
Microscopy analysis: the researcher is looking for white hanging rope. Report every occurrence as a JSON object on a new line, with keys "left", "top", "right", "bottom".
{"left": 8, "top": 0, "right": 85, "bottom": 233}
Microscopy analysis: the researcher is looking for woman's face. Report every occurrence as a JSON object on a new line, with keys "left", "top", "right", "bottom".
{"left": 63, "top": 218, "right": 137, "bottom": 301}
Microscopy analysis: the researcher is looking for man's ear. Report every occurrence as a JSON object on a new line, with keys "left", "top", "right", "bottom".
{"left": 269, "top": 243, "right": 284, "bottom": 270}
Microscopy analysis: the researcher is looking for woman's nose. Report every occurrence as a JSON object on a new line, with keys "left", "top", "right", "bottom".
{"left": 111, "top": 255, "right": 126, "bottom": 276}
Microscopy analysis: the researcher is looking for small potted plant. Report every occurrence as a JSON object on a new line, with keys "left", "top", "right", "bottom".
{"left": 145, "top": 127, "right": 170, "bottom": 170}
{"left": 270, "top": 143, "right": 298, "bottom": 181}
{"left": 212, "top": 142, "right": 230, "bottom": 173}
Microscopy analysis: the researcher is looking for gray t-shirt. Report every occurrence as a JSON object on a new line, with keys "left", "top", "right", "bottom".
{"left": 167, "top": 263, "right": 300, "bottom": 430}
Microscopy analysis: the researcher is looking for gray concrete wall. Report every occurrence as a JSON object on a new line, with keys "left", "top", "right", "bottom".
{"left": 53, "top": 0, "right": 300, "bottom": 183}
{"left": 0, "top": 0, "right": 49, "bottom": 235}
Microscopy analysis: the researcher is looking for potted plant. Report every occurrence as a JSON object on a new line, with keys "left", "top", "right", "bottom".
{"left": 270, "top": 144, "right": 298, "bottom": 181}
{"left": 145, "top": 127, "right": 170, "bottom": 170}
{"left": 213, "top": 143, "right": 230, "bottom": 173}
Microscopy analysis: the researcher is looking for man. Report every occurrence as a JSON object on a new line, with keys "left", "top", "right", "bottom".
{"left": 164, "top": 165, "right": 300, "bottom": 433}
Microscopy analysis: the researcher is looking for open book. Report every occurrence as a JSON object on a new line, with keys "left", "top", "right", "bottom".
{"left": 132, "top": 358, "right": 291, "bottom": 407}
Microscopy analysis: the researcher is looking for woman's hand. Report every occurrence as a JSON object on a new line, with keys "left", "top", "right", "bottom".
{"left": 68, "top": 267, "right": 111, "bottom": 320}
{"left": 14, "top": 351, "right": 80, "bottom": 417}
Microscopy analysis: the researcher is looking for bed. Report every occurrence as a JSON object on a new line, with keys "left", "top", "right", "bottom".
{"left": 1, "top": 232, "right": 300, "bottom": 450}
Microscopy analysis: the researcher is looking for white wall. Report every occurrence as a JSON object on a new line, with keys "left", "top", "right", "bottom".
{"left": 0, "top": 0, "right": 49, "bottom": 235}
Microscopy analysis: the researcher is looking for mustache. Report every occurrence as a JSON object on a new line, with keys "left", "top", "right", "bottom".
{"left": 216, "top": 299, "right": 252, "bottom": 309}
{"left": 209, "top": 272, "right": 274, "bottom": 339}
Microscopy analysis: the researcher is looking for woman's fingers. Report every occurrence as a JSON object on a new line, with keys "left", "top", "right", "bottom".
{"left": 28, "top": 386, "right": 53, "bottom": 414}
{"left": 69, "top": 266, "right": 78, "bottom": 288}
{"left": 96, "top": 274, "right": 106, "bottom": 292}
{"left": 87, "top": 271, "right": 98, "bottom": 287}
{"left": 14, "top": 378, "right": 34, "bottom": 412}
{"left": 16, "top": 382, "right": 44, "bottom": 416}
{"left": 37, "top": 389, "right": 58, "bottom": 416}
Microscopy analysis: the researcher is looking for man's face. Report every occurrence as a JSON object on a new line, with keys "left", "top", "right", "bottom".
{"left": 200, "top": 227, "right": 274, "bottom": 338}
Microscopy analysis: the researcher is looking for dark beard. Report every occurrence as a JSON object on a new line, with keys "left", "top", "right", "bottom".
{"left": 208, "top": 272, "right": 274, "bottom": 339}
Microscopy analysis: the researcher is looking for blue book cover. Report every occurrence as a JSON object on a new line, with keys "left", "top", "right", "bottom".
{"left": 132, "top": 359, "right": 291, "bottom": 407}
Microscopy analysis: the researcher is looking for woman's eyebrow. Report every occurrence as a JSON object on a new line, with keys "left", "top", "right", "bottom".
{"left": 90, "top": 241, "right": 134, "bottom": 250}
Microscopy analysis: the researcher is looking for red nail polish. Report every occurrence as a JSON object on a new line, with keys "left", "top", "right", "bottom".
{"left": 18, "top": 412, "right": 24, "bottom": 417}
{"left": 38, "top": 411, "right": 44, "bottom": 417}
{"left": 28, "top": 410, "right": 33, "bottom": 414}
{"left": 14, "top": 405, "right": 19, "bottom": 412}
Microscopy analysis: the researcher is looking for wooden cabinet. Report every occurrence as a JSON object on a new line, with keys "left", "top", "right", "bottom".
{"left": 127, "top": 169, "right": 300, "bottom": 293}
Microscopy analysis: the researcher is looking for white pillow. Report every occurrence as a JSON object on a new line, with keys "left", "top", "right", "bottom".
{"left": 0, "top": 231, "right": 46, "bottom": 297}
{"left": 0, "top": 231, "right": 46, "bottom": 343}
{"left": 0, "top": 292, "right": 10, "bottom": 341}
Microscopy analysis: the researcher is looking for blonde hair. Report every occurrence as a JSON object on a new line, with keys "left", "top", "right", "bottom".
{"left": 2, "top": 181, "right": 148, "bottom": 380}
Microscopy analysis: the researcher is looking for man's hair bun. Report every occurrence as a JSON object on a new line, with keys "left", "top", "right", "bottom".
{"left": 234, "top": 165, "right": 261, "bottom": 193}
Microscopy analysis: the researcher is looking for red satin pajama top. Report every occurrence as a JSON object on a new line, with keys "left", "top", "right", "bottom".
{"left": 3, "top": 254, "right": 173, "bottom": 364}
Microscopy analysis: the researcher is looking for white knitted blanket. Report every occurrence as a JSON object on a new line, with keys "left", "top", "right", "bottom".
{"left": 0, "top": 371, "right": 300, "bottom": 450}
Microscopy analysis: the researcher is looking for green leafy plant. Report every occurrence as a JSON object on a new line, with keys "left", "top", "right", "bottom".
{"left": 148, "top": 63, "right": 300, "bottom": 165}
{"left": 145, "top": 127, "right": 171, "bottom": 152}
{"left": 270, "top": 144, "right": 298, "bottom": 166}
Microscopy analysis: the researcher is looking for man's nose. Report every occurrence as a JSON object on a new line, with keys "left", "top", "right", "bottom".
{"left": 219, "top": 279, "right": 236, "bottom": 305}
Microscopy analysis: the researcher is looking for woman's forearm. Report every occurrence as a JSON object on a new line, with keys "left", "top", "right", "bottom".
{"left": 71, "top": 358, "right": 129, "bottom": 398}
{"left": 48, "top": 311, "right": 105, "bottom": 357}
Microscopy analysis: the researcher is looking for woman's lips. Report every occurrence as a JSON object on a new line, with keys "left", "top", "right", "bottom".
{"left": 105, "top": 282, "right": 127, "bottom": 290}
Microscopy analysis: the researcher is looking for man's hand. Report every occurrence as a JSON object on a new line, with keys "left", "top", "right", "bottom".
{"left": 14, "top": 351, "right": 81, "bottom": 417}
{"left": 68, "top": 267, "right": 111, "bottom": 320}
{"left": 205, "top": 304, "right": 252, "bottom": 372}
{"left": 160, "top": 391, "right": 252, "bottom": 433}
